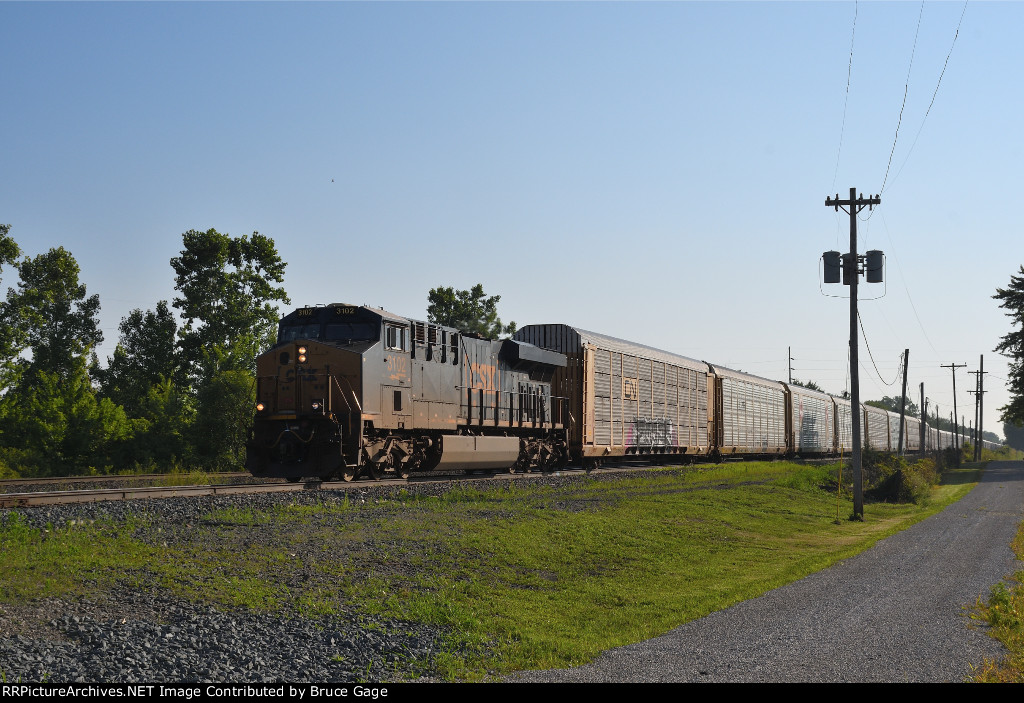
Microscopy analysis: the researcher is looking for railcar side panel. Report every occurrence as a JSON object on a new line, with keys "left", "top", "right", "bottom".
{"left": 785, "top": 384, "right": 834, "bottom": 455}
{"left": 711, "top": 366, "right": 786, "bottom": 455}
{"left": 864, "top": 405, "right": 890, "bottom": 452}
{"left": 514, "top": 324, "right": 713, "bottom": 460}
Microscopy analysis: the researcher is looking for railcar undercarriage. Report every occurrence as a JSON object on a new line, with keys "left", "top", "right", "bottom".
{"left": 247, "top": 417, "right": 569, "bottom": 482}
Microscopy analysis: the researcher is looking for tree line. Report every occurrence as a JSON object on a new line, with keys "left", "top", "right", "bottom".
{"left": 0, "top": 225, "right": 288, "bottom": 478}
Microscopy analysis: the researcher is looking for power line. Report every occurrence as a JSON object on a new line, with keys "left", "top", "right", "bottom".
{"left": 880, "top": 1, "right": 926, "bottom": 195}
{"left": 858, "top": 310, "right": 903, "bottom": 386}
{"left": 879, "top": 210, "right": 939, "bottom": 354}
{"left": 885, "top": 0, "right": 970, "bottom": 193}
{"left": 832, "top": 0, "right": 858, "bottom": 192}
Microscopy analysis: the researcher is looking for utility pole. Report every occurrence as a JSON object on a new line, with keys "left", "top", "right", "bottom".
{"left": 941, "top": 363, "right": 966, "bottom": 451}
{"left": 979, "top": 355, "right": 986, "bottom": 458}
{"left": 920, "top": 383, "right": 926, "bottom": 453}
{"left": 823, "top": 188, "right": 881, "bottom": 521}
{"left": 968, "top": 355, "right": 988, "bottom": 460}
{"left": 788, "top": 346, "right": 793, "bottom": 384}
{"left": 898, "top": 349, "right": 909, "bottom": 455}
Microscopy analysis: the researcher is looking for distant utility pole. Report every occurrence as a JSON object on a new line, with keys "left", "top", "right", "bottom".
{"left": 940, "top": 362, "right": 966, "bottom": 451}
{"left": 968, "top": 355, "right": 987, "bottom": 460}
{"left": 788, "top": 346, "right": 793, "bottom": 384}
{"left": 920, "top": 385, "right": 926, "bottom": 452}
{"left": 898, "top": 349, "right": 909, "bottom": 455}
{"left": 974, "top": 358, "right": 983, "bottom": 462}
{"left": 823, "top": 188, "right": 881, "bottom": 521}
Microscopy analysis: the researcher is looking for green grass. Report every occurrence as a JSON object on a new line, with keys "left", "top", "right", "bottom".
{"left": 0, "top": 460, "right": 981, "bottom": 680}
{"left": 971, "top": 509, "right": 1024, "bottom": 682}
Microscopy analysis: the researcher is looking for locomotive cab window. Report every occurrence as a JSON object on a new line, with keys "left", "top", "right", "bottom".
{"left": 324, "top": 322, "right": 378, "bottom": 344}
{"left": 278, "top": 323, "right": 321, "bottom": 343}
{"left": 385, "top": 325, "right": 407, "bottom": 352}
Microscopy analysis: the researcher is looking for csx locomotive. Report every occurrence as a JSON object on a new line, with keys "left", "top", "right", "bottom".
{"left": 245, "top": 303, "right": 570, "bottom": 481}
{"left": 247, "top": 303, "right": 1000, "bottom": 482}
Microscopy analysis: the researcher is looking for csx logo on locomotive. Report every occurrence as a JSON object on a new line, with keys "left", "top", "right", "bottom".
{"left": 470, "top": 362, "right": 497, "bottom": 391}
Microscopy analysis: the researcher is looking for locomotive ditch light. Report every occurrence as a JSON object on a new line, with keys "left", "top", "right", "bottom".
{"left": 256, "top": 402, "right": 265, "bottom": 412}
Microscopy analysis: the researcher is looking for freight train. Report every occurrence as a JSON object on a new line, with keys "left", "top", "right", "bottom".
{"left": 245, "top": 303, "right": 999, "bottom": 481}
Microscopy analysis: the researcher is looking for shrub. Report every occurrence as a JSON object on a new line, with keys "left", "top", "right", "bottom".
{"left": 862, "top": 452, "right": 936, "bottom": 505}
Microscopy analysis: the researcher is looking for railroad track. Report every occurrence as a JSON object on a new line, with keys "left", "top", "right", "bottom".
{"left": 0, "top": 471, "right": 251, "bottom": 489}
{"left": 0, "top": 457, "right": 811, "bottom": 508}
{"left": 0, "top": 467, "right": 612, "bottom": 508}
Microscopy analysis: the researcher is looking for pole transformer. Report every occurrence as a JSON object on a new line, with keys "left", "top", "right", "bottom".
{"left": 824, "top": 188, "right": 880, "bottom": 520}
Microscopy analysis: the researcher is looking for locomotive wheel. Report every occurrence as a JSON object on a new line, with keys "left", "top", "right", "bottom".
{"left": 366, "top": 462, "right": 382, "bottom": 481}
{"left": 342, "top": 466, "right": 357, "bottom": 482}
{"left": 398, "top": 463, "right": 411, "bottom": 480}
{"left": 319, "top": 474, "right": 334, "bottom": 483}
{"left": 287, "top": 477, "right": 301, "bottom": 484}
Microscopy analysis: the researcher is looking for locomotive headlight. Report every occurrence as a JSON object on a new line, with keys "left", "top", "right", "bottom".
{"left": 298, "top": 346, "right": 307, "bottom": 355}
{"left": 256, "top": 402, "right": 265, "bottom": 412}
{"left": 297, "top": 346, "right": 307, "bottom": 363}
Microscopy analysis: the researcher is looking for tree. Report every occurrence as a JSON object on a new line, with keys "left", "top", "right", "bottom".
{"left": 171, "top": 228, "right": 289, "bottom": 380}
{"left": 0, "top": 224, "right": 24, "bottom": 390}
{"left": 191, "top": 369, "right": 255, "bottom": 470}
{"left": 0, "top": 355, "right": 132, "bottom": 476}
{"left": 427, "top": 284, "right": 516, "bottom": 339}
{"left": 790, "top": 378, "right": 823, "bottom": 392}
{"left": 96, "top": 301, "right": 178, "bottom": 415}
{"left": 0, "top": 245, "right": 119, "bottom": 476}
{"left": 5, "top": 246, "right": 102, "bottom": 381}
{"left": 994, "top": 266, "right": 1024, "bottom": 425}
{"left": 0, "top": 224, "right": 18, "bottom": 270}
{"left": 1004, "top": 422, "right": 1024, "bottom": 452}
{"left": 865, "top": 395, "right": 920, "bottom": 417}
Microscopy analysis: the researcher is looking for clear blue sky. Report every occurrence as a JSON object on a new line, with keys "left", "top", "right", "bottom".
{"left": 1, "top": 1, "right": 1020, "bottom": 438}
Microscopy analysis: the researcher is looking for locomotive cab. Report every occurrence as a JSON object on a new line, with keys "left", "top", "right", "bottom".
{"left": 247, "top": 304, "right": 384, "bottom": 481}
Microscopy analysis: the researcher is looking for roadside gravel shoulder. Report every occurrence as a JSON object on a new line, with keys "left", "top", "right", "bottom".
{"left": 510, "top": 460, "right": 1024, "bottom": 683}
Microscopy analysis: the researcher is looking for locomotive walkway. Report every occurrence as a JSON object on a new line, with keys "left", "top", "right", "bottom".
{"left": 510, "top": 460, "right": 1024, "bottom": 683}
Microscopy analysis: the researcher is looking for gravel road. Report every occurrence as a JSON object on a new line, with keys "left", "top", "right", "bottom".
{"left": 510, "top": 460, "right": 1024, "bottom": 683}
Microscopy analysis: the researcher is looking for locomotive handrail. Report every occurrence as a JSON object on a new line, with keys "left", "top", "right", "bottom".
{"left": 330, "top": 375, "right": 355, "bottom": 414}
{"left": 337, "top": 374, "right": 362, "bottom": 413}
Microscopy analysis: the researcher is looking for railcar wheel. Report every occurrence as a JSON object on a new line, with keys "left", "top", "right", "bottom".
{"left": 398, "top": 463, "right": 411, "bottom": 480}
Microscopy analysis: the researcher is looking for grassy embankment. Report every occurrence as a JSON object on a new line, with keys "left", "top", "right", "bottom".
{"left": 0, "top": 460, "right": 985, "bottom": 679}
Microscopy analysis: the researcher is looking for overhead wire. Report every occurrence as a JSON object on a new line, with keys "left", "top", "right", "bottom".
{"left": 831, "top": 0, "right": 858, "bottom": 192}
{"left": 879, "top": 1, "right": 925, "bottom": 196}
{"left": 858, "top": 310, "right": 903, "bottom": 386}
{"left": 879, "top": 210, "right": 939, "bottom": 355}
{"left": 885, "top": 0, "right": 970, "bottom": 193}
